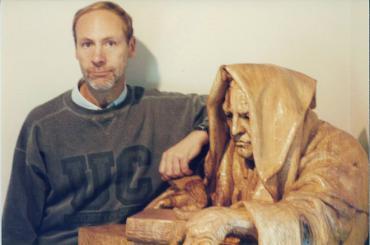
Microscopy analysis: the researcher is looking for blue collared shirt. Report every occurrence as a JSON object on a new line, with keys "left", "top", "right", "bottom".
{"left": 71, "top": 81, "right": 127, "bottom": 110}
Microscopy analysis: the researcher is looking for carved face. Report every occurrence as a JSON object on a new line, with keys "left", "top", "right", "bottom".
{"left": 223, "top": 81, "right": 253, "bottom": 160}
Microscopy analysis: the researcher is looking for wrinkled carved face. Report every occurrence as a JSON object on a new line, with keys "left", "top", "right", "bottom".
{"left": 223, "top": 81, "right": 253, "bottom": 160}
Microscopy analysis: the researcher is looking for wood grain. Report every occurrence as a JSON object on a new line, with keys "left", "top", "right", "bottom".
{"left": 79, "top": 224, "right": 128, "bottom": 245}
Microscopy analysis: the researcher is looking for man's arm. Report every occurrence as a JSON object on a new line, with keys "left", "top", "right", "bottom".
{"left": 159, "top": 94, "right": 209, "bottom": 181}
{"left": 159, "top": 130, "right": 208, "bottom": 180}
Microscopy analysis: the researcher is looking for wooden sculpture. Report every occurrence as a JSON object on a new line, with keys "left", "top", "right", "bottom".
{"left": 129, "top": 64, "right": 369, "bottom": 245}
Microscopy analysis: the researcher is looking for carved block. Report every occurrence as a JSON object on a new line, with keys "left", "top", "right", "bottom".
{"left": 126, "top": 209, "right": 186, "bottom": 244}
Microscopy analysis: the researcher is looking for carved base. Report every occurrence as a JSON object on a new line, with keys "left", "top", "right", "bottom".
{"left": 78, "top": 209, "right": 257, "bottom": 244}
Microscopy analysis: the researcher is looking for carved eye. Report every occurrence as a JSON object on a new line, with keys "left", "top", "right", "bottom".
{"left": 225, "top": 112, "right": 233, "bottom": 120}
{"left": 240, "top": 113, "right": 249, "bottom": 119}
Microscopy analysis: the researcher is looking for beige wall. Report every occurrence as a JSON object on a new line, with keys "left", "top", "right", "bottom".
{"left": 1, "top": 0, "right": 368, "bottom": 206}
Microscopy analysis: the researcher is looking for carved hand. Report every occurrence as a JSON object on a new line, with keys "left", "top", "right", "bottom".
{"left": 146, "top": 176, "right": 208, "bottom": 211}
{"left": 183, "top": 207, "right": 254, "bottom": 245}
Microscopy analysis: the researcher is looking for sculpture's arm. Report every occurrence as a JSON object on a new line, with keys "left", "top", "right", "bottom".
{"left": 183, "top": 207, "right": 256, "bottom": 244}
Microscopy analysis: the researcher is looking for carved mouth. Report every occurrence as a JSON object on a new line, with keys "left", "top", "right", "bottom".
{"left": 235, "top": 141, "right": 251, "bottom": 147}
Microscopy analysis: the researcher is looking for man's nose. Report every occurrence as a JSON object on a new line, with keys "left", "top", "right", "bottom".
{"left": 92, "top": 46, "right": 106, "bottom": 67}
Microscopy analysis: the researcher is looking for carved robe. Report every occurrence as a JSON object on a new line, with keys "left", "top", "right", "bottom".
{"left": 205, "top": 64, "right": 368, "bottom": 244}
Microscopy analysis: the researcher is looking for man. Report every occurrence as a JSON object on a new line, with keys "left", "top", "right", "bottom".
{"left": 183, "top": 64, "right": 368, "bottom": 244}
{"left": 2, "top": 1, "right": 208, "bottom": 244}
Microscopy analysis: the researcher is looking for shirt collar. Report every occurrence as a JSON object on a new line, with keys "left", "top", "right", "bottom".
{"left": 71, "top": 80, "right": 128, "bottom": 110}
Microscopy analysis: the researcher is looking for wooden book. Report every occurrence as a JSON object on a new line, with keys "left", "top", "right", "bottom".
{"left": 126, "top": 209, "right": 186, "bottom": 244}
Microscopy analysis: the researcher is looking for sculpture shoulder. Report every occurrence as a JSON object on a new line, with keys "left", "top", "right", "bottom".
{"left": 306, "top": 120, "right": 367, "bottom": 164}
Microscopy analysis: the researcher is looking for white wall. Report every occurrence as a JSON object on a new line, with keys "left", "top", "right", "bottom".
{"left": 350, "top": 0, "right": 369, "bottom": 152}
{"left": 1, "top": 0, "right": 368, "bottom": 206}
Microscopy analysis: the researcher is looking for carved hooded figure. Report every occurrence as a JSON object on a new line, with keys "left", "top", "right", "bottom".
{"left": 184, "top": 64, "right": 368, "bottom": 244}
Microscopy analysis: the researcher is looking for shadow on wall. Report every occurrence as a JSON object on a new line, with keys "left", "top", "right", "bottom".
{"left": 358, "top": 129, "right": 369, "bottom": 155}
{"left": 126, "top": 39, "right": 160, "bottom": 90}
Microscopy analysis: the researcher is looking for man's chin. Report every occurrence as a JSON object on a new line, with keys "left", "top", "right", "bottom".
{"left": 86, "top": 79, "right": 115, "bottom": 92}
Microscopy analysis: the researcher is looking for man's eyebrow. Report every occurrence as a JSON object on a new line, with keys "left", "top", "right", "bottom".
{"left": 78, "top": 37, "right": 121, "bottom": 43}
{"left": 102, "top": 36, "right": 117, "bottom": 41}
{"left": 79, "top": 37, "right": 93, "bottom": 42}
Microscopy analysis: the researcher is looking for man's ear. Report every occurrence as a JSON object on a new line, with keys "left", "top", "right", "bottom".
{"left": 128, "top": 37, "right": 136, "bottom": 58}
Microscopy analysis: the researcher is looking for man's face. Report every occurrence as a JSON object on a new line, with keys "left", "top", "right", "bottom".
{"left": 223, "top": 81, "right": 253, "bottom": 160}
{"left": 75, "top": 10, "right": 135, "bottom": 92}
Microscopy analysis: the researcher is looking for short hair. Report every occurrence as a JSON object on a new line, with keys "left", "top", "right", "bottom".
{"left": 72, "top": 1, "right": 134, "bottom": 44}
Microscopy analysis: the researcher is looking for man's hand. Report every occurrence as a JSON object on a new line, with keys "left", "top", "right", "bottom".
{"left": 183, "top": 207, "right": 254, "bottom": 245}
{"left": 159, "top": 130, "right": 208, "bottom": 181}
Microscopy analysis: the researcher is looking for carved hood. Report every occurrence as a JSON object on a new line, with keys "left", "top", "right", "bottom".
{"left": 205, "top": 64, "right": 317, "bottom": 202}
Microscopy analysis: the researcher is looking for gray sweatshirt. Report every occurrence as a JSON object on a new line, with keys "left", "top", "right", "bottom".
{"left": 2, "top": 85, "right": 207, "bottom": 244}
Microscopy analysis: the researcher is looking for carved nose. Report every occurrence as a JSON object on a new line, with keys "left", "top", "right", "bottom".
{"left": 231, "top": 118, "right": 244, "bottom": 137}
{"left": 232, "top": 133, "right": 242, "bottom": 142}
